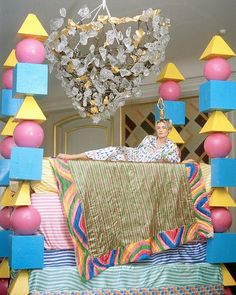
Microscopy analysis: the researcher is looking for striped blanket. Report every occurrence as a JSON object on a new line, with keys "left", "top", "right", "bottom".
{"left": 50, "top": 159, "right": 213, "bottom": 281}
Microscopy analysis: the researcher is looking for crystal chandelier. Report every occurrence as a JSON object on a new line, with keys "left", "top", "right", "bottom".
{"left": 45, "top": 0, "right": 170, "bottom": 123}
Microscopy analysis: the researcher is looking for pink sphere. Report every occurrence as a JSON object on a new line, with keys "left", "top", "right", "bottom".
{"left": 16, "top": 38, "right": 46, "bottom": 64}
{"left": 13, "top": 120, "right": 44, "bottom": 148}
{"left": 0, "top": 207, "right": 11, "bottom": 230}
{"left": 2, "top": 69, "right": 13, "bottom": 89}
{"left": 204, "top": 57, "right": 231, "bottom": 80}
{"left": 159, "top": 81, "right": 181, "bottom": 101}
{"left": 10, "top": 206, "right": 41, "bottom": 235}
{"left": 211, "top": 207, "right": 232, "bottom": 233}
{"left": 0, "top": 279, "right": 8, "bottom": 295}
{"left": 0, "top": 136, "right": 17, "bottom": 159}
{"left": 204, "top": 133, "right": 232, "bottom": 158}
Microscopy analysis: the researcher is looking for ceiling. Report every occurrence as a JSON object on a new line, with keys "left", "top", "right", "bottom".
{"left": 1, "top": 0, "right": 236, "bottom": 110}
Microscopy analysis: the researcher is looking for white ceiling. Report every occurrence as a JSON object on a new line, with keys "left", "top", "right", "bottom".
{"left": 1, "top": 0, "right": 236, "bottom": 109}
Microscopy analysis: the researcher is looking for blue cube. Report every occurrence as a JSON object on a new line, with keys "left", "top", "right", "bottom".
{"left": 155, "top": 101, "right": 185, "bottom": 125}
{"left": 211, "top": 158, "right": 236, "bottom": 187}
{"left": 0, "top": 230, "right": 13, "bottom": 258}
{"left": 10, "top": 147, "right": 43, "bottom": 181}
{"left": 0, "top": 89, "right": 23, "bottom": 116}
{"left": 199, "top": 80, "right": 236, "bottom": 113}
{"left": 206, "top": 233, "right": 236, "bottom": 263}
{"left": 0, "top": 159, "right": 10, "bottom": 186}
{"left": 9, "top": 234, "right": 44, "bottom": 269}
{"left": 13, "top": 63, "right": 48, "bottom": 97}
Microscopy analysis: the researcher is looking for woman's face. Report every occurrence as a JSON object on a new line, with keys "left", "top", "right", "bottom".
{"left": 156, "top": 121, "right": 169, "bottom": 139}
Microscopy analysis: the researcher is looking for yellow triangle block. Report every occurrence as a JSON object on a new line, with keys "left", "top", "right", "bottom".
{"left": 157, "top": 63, "right": 185, "bottom": 82}
{"left": 17, "top": 13, "right": 48, "bottom": 41}
{"left": 14, "top": 96, "right": 46, "bottom": 123}
{"left": 8, "top": 181, "right": 31, "bottom": 206}
{"left": 210, "top": 188, "right": 236, "bottom": 207}
{"left": 0, "top": 259, "right": 10, "bottom": 278}
{"left": 168, "top": 126, "right": 184, "bottom": 144}
{"left": 221, "top": 264, "right": 236, "bottom": 286}
{"left": 0, "top": 186, "right": 14, "bottom": 206}
{"left": 3, "top": 49, "right": 18, "bottom": 69}
{"left": 0, "top": 117, "right": 19, "bottom": 136}
{"left": 8, "top": 270, "right": 29, "bottom": 295}
{"left": 200, "top": 35, "right": 236, "bottom": 60}
{"left": 200, "top": 111, "right": 236, "bottom": 134}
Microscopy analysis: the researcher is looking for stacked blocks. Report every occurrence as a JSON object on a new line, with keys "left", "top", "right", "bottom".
{"left": 199, "top": 35, "right": 236, "bottom": 288}
{"left": 155, "top": 62, "right": 185, "bottom": 144}
{"left": 0, "top": 13, "right": 48, "bottom": 294}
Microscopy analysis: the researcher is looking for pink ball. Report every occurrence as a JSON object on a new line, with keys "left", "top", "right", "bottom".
{"left": 204, "top": 57, "right": 231, "bottom": 80}
{"left": 211, "top": 207, "right": 232, "bottom": 233}
{"left": 0, "top": 279, "right": 8, "bottom": 295}
{"left": 10, "top": 206, "right": 41, "bottom": 235}
{"left": 0, "top": 136, "right": 17, "bottom": 159}
{"left": 16, "top": 38, "right": 46, "bottom": 64}
{"left": 2, "top": 69, "right": 13, "bottom": 89}
{"left": 13, "top": 120, "right": 44, "bottom": 148}
{"left": 159, "top": 81, "right": 181, "bottom": 101}
{"left": 0, "top": 207, "right": 11, "bottom": 230}
{"left": 204, "top": 133, "right": 232, "bottom": 158}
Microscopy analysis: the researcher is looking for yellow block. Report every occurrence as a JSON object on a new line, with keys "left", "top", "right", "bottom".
{"left": 10, "top": 181, "right": 31, "bottom": 206}
{"left": 199, "top": 111, "right": 236, "bottom": 134}
{"left": 8, "top": 270, "right": 29, "bottom": 295}
{"left": 14, "top": 96, "right": 46, "bottom": 123}
{"left": 0, "top": 117, "right": 19, "bottom": 136}
{"left": 168, "top": 126, "right": 185, "bottom": 144}
{"left": 200, "top": 35, "right": 236, "bottom": 60}
{"left": 0, "top": 186, "right": 14, "bottom": 206}
{"left": 157, "top": 62, "right": 185, "bottom": 82}
{"left": 3, "top": 49, "right": 18, "bottom": 69}
{"left": 210, "top": 188, "right": 236, "bottom": 207}
{"left": 0, "top": 258, "right": 10, "bottom": 278}
{"left": 17, "top": 13, "right": 48, "bottom": 41}
{"left": 221, "top": 264, "right": 236, "bottom": 286}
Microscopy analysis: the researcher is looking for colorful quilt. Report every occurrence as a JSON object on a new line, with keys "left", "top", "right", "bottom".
{"left": 49, "top": 159, "right": 213, "bottom": 281}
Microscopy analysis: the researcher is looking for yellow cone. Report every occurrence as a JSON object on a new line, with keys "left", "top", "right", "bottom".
{"left": 157, "top": 63, "right": 185, "bottom": 82}
{"left": 0, "top": 186, "right": 14, "bottom": 206}
{"left": 168, "top": 126, "right": 184, "bottom": 144}
{"left": 3, "top": 49, "right": 18, "bottom": 69}
{"left": 221, "top": 264, "right": 236, "bottom": 286}
{"left": 210, "top": 188, "right": 236, "bottom": 207}
{"left": 200, "top": 35, "right": 236, "bottom": 60}
{"left": 0, "top": 259, "right": 10, "bottom": 278}
{"left": 8, "top": 270, "right": 29, "bottom": 295}
{"left": 9, "top": 181, "right": 31, "bottom": 206}
{"left": 0, "top": 117, "right": 19, "bottom": 136}
{"left": 14, "top": 96, "right": 46, "bottom": 123}
{"left": 17, "top": 13, "right": 48, "bottom": 41}
{"left": 200, "top": 111, "right": 236, "bottom": 134}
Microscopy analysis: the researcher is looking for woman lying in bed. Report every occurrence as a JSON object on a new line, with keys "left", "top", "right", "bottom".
{"left": 58, "top": 119, "right": 181, "bottom": 163}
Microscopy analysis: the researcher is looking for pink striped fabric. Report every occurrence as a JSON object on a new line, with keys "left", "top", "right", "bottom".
{"left": 31, "top": 193, "right": 74, "bottom": 250}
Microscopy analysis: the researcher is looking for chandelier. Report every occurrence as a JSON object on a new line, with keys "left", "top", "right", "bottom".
{"left": 45, "top": 0, "right": 170, "bottom": 123}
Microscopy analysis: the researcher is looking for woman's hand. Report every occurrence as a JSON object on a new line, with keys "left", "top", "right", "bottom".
{"left": 57, "top": 153, "right": 89, "bottom": 160}
{"left": 57, "top": 153, "right": 73, "bottom": 160}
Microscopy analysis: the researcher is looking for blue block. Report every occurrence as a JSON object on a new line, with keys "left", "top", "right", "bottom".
{"left": 10, "top": 147, "right": 43, "bottom": 181}
{"left": 155, "top": 101, "right": 185, "bottom": 125}
{"left": 13, "top": 63, "right": 48, "bottom": 97}
{"left": 0, "top": 159, "right": 10, "bottom": 186}
{"left": 9, "top": 234, "right": 44, "bottom": 269}
{"left": 211, "top": 158, "right": 236, "bottom": 187}
{"left": 0, "top": 230, "right": 13, "bottom": 258}
{"left": 0, "top": 89, "right": 23, "bottom": 116}
{"left": 199, "top": 80, "right": 236, "bottom": 113}
{"left": 206, "top": 233, "right": 236, "bottom": 263}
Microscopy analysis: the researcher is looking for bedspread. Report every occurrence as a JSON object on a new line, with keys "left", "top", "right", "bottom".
{"left": 49, "top": 159, "right": 213, "bottom": 281}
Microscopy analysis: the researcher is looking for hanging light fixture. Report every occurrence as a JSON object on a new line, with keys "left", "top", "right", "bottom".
{"left": 45, "top": 0, "right": 170, "bottom": 123}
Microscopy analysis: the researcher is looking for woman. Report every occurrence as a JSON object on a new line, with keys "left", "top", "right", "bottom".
{"left": 57, "top": 119, "right": 181, "bottom": 163}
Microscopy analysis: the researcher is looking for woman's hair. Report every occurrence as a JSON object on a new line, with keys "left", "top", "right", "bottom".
{"left": 155, "top": 119, "right": 172, "bottom": 131}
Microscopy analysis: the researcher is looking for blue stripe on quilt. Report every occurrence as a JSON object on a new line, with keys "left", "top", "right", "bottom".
{"left": 43, "top": 242, "right": 206, "bottom": 268}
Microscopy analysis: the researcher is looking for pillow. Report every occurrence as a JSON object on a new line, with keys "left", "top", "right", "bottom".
{"left": 31, "top": 158, "right": 58, "bottom": 193}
